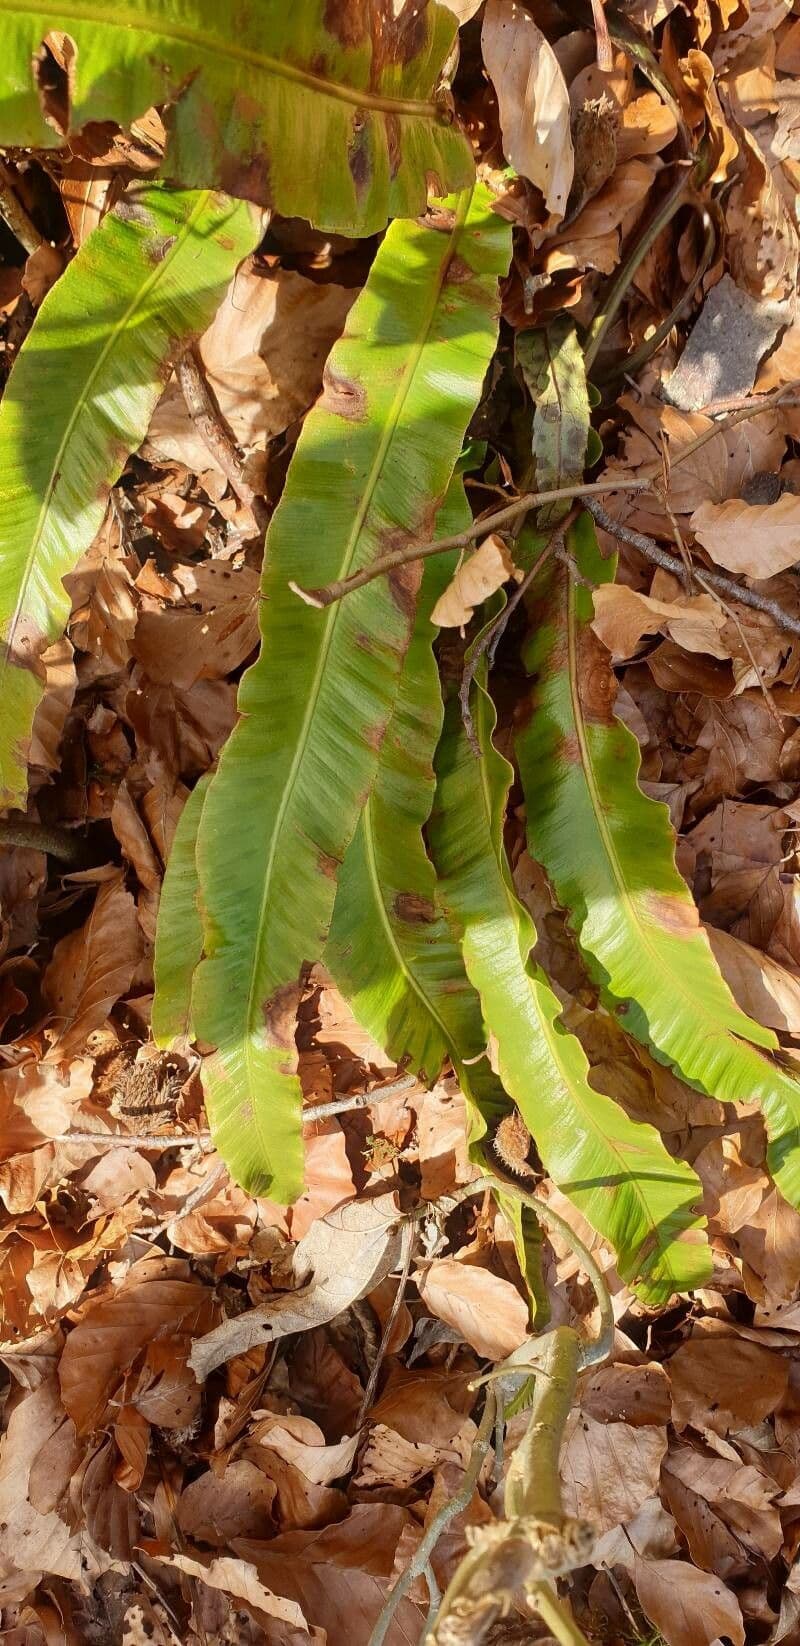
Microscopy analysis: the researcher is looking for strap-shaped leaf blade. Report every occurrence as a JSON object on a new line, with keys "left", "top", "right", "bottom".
{"left": 0, "top": 184, "right": 259, "bottom": 810}
{"left": 518, "top": 514, "right": 800, "bottom": 1206}
{"left": 327, "top": 481, "right": 491, "bottom": 1085}
{"left": 152, "top": 774, "right": 211, "bottom": 1050}
{"left": 430, "top": 667, "right": 711, "bottom": 1302}
{"left": 191, "top": 185, "right": 510, "bottom": 1200}
{"left": 0, "top": 0, "right": 473, "bottom": 236}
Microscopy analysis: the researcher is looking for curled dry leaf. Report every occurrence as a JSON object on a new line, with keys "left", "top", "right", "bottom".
{"left": 430, "top": 534, "right": 519, "bottom": 629}
{"left": 190, "top": 1193, "right": 404, "bottom": 1380}
{"left": 691, "top": 492, "right": 800, "bottom": 577}
{"left": 706, "top": 924, "right": 800, "bottom": 1033}
{"left": 592, "top": 583, "right": 729, "bottom": 660}
{"left": 152, "top": 1552, "right": 309, "bottom": 1629}
{"left": 482, "top": 0, "right": 574, "bottom": 223}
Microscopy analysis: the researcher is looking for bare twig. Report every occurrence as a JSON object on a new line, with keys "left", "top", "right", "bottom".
{"left": 459, "top": 516, "right": 576, "bottom": 748}
{"left": 303, "top": 1072, "right": 419, "bottom": 1123}
{"left": 693, "top": 569, "right": 784, "bottom": 727}
{"left": 357, "top": 1216, "right": 416, "bottom": 1426}
{"left": 176, "top": 344, "right": 268, "bottom": 531}
{"left": 586, "top": 500, "right": 800, "bottom": 639}
{"left": 639, "top": 381, "right": 800, "bottom": 481}
{"left": 368, "top": 1387, "right": 498, "bottom": 1646}
{"left": 0, "top": 159, "right": 43, "bottom": 254}
{"left": 583, "top": 164, "right": 696, "bottom": 375}
{"left": 290, "top": 479, "right": 649, "bottom": 609}
{"left": 51, "top": 1129, "right": 212, "bottom": 1149}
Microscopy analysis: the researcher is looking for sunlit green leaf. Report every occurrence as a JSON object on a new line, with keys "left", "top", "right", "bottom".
{"left": 190, "top": 185, "right": 510, "bottom": 1199}
{"left": 0, "top": 0, "right": 473, "bottom": 235}
{"left": 0, "top": 183, "right": 259, "bottom": 810}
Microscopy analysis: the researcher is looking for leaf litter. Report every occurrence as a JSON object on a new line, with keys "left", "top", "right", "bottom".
{"left": 3, "top": 5, "right": 800, "bottom": 1644}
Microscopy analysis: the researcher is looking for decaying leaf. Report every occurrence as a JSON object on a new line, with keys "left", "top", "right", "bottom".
{"left": 482, "top": 0, "right": 574, "bottom": 223}
{"left": 431, "top": 535, "right": 518, "bottom": 629}
{"left": 691, "top": 492, "right": 800, "bottom": 576}
{"left": 190, "top": 1194, "right": 405, "bottom": 1380}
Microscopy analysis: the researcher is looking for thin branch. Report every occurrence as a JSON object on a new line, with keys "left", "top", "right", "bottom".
{"left": 302, "top": 1072, "right": 419, "bottom": 1123}
{"left": 0, "top": 159, "right": 43, "bottom": 254}
{"left": 52, "top": 1129, "right": 212, "bottom": 1149}
{"left": 50, "top": 1074, "right": 421, "bottom": 1152}
{"left": 693, "top": 568, "right": 784, "bottom": 727}
{"left": 357, "top": 1216, "right": 415, "bottom": 1427}
{"left": 639, "top": 381, "right": 800, "bottom": 481}
{"left": 586, "top": 500, "right": 800, "bottom": 640}
{"left": 459, "top": 516, "right": 575, "bottom": 749}
{"left": 367, "top": 1387, "right": 498, "bottom": 1646}
{"left": 176, "top": 345, "right": 268, "bottom": 531}
{"left": 583, "top": 164, "right": 695, "bottom": 374}
{"left": 290, "top": 479, "right": 649, "bottom": 609}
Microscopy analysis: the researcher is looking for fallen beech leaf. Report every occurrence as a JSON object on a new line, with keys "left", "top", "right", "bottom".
{"left": 560, "top": 1410, "right": 668, "bottom": 1534}
{"left": 691, "top": 494, "right": 800, "bottom": 577}
{"left": 482, "top": 0, "right": 574, "bottom": 221}
{"left": 42, "top": 874, "right": 142, "bottom": 1061}
{"left": 145, "top": 263, "right": 356, "bottom": 475}
{"left": 592, "top": 584, "right": 728, "bottom": 660}
{"left": 178, "top": 1459, "right": 277, "bottom": 1544}
{"left": 59, "top": 1255, "right": 215, "bottom": 1433}
{"left": 579, "top": 1362, "right": 671, "bottom": 1426}
{"left": 669, "top": 1327, "right": 789, "bottom": 1436}
{"left": 152, "top": 1553, "right": 309, "bottom": 1628}
{"left": 415, "top": 1256, "right": 529, "bottom": 1359}
{"left": 633, "top": 1556, "right": 745, "bottom": 1646}
{"left": 706, "top": 925, "right": 800, "bottom": 1033}
{"left": 431, "top": 534, "right": 518, "bottom": 629}
{"left": 354, "top": 1425, "right": 438, "bottom": 1491}
{"left": 190, "top": 1194, "right": 404, "bottom": 1380}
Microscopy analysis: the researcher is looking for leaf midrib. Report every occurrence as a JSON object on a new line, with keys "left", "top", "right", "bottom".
{"left": 473, "top": 681, "right": 682, "bottom": 1290}
{"left": 0, "top": 187, "right": 212, "bottom": 686}
{"left": 242, "top": 186, "right": 474, "bottom": 1098}
{"left": 362, "top": 797, "right": 453, "bottom": 1061}
{"left": 564, "top": 567, "right": 715, "bottom": 1033}
{"left": 2, "top": 0, "right": 441, "bottom": 117}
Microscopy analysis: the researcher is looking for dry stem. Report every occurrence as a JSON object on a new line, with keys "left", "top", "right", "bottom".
{"left": 586, "top": 500, "right": 800, "bottom": 639}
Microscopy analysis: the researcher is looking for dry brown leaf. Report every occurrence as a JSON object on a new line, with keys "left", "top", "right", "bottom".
{"left": 664, "top": 1446, "right": 783, "bottom": 1558}
{"left": 592, "top": 583, "right": 729, "bottom": 659}
{"left": 145, "top": 263, "right": 356, "bottom": 476}
{"left": 691, "top": 492, "right": 800, "bottom": 576}
{"left": 579, "top": 1362, "right": 672, "bottom": 1426}
{"left": 560, "top": 1410, "right": 668, "bottom": 1534}
{"left": 726, "top": 126, "right": 799, "bottom": 300}
{"left": 152, "top": 1553, "right": 309, "bottom": 1629}
{"left": 354, "top": 1425, "right": 437, "bottom": 1491}
{"left": 706, "top": 924, "right": 800, "bottom": 1032}
{"left": 415, "top": 1257, "right": 529, "bottom": 1359}
{"left": 250, "top": 1414, "right": 359, "bottom": 1487}
{"left": 191, "top": 1194, "right": 404, "bottom": 1380}
{"left": 669, "top": 1326, "right": 789, "bottom": 1435}
{"left": 482, "top": 0, "right": 574, "bottom": 223}
{"left": 431, "top": 535, "right": 518, "bottom": 629}
{"left": 42, "top": 874, "right": 142, "bottom": 1062}
{"left": 58, "top": 1255, "right": 215, "bottom": 1433}
{"left": 633, "top": 1556, "right": 745, "bottom": 1646}
{"left": 178, "top": 1459, "right": 277, "bottom": 1544}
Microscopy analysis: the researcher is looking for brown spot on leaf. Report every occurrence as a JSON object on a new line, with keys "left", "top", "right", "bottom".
{"left": 385, "top": 112, "right": 402, "bottom": 179}
{"left": 263, "top": 981, "right": 300, "bottom": 1052}
{"left": 348, "top": 117, "right": 372, "bottom": 198}
{"left": 146, "top": 234, "right": 177, "bottom": 264}
{"left": 113, "top": 195, "right": 155, "bottom": 229}
{"left": 642, "top": 890, "right": 701, "bottom": 938}
{"left": 219, "top": 146, "right": 272, "bottom": 207}
{"left": 577, "top": 626, "right": 617, "bottom": 726}
{"left": 317, "top": 848, "right": 340, "bottom": 879}
{"left": 444, "top": 254, "right": 474, "bottom": 285}
{"left": 388, "top": 559, "right": 422, "bottom": 621}
{"left": 394, "top": 892, "right": 437, "bottom": 924}
{"left": 320, "top": 364, "right": 367, "bottom": 422}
